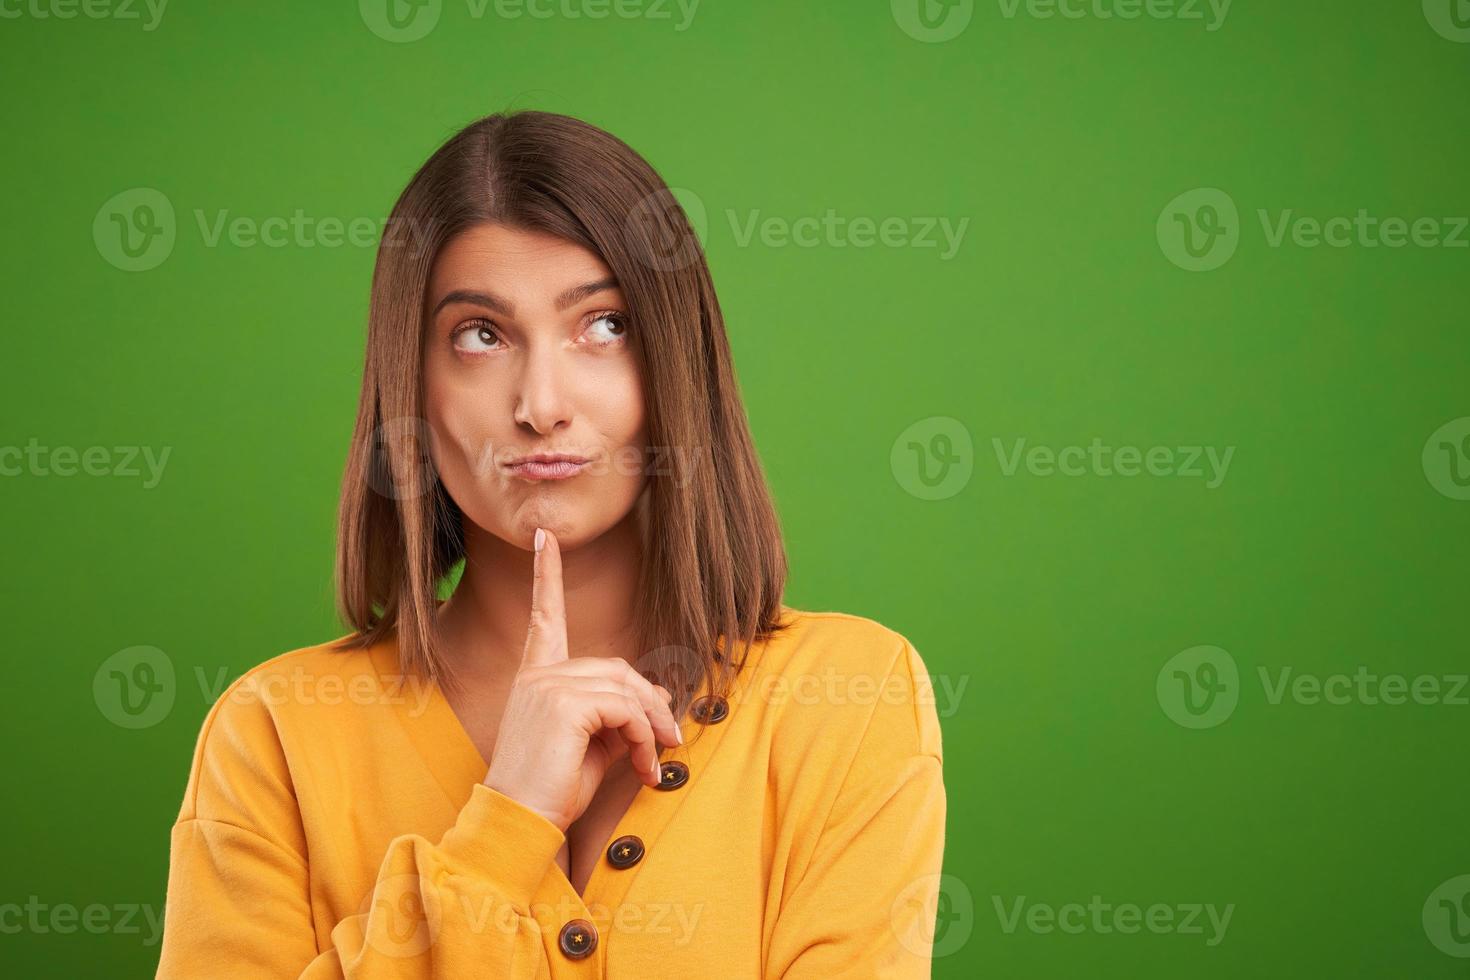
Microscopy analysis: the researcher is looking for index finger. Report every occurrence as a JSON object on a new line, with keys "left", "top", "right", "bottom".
{"left": 522, "top": 526, "right": 568, "bottom": 667}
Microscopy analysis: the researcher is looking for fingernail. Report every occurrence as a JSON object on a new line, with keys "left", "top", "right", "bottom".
{"left": 534, "top": 527, "right": 545, "bottom": 552}
{"left": 675, "top": 722, "right": 684, "bottom": 745}
{"left": 650, "top": 757, "right": 662, "bottom": 781}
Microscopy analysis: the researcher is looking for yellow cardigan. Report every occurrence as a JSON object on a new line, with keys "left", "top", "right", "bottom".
{"left": 155, "top": 607, "right": 947, "bottom": 976}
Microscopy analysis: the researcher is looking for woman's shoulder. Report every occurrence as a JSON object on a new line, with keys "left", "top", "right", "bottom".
{"left": 172, "top": 631, "right": 417, "bottom": 826}
{"left": 200, "top": 633, "right": 396, "bottom": 725}
{"left": 180, "top": 634, "right": 405, "bottom": 770}
{"left": 772, "top": 604, "right": 913, "bottom": 643}
{"left": 763, "top": 605, "right": 930, "bottom": 681}
{"left": 750, "top": 605, "right": 943, "bottom": 761}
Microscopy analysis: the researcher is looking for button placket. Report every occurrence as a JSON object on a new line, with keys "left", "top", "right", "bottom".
{"left": 573, "top": 664, "right": 749, "bottom": 952}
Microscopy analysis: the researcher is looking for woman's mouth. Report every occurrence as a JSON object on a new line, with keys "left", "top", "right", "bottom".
{"left": 505, "top": 454, "right": 591, "bottom": 481}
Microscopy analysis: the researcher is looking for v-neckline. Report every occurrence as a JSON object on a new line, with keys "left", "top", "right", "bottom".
{"left": 370, "top": 630, "right": 756, "bottom": 913}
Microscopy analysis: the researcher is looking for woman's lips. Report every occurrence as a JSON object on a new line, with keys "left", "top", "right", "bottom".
{"left": 506, "top": 459, "right": 590, "bottom": 481}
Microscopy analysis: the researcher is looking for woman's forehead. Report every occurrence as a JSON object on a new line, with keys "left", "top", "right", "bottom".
{"left": 430, "top": 224, "right": 617, "bottom": 301}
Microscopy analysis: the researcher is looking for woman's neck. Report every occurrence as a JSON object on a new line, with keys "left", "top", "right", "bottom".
{"left": 434, "top": 512, "right": 644, "bottom": 684}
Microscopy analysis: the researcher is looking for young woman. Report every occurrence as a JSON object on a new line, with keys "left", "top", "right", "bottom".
{"left": 155, "top": 110, "right": 946, "bottom": 977}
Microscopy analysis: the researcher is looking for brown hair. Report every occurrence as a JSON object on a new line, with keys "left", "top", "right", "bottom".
{"left": 330, "top": 109, "right": 790, "bottom": 721}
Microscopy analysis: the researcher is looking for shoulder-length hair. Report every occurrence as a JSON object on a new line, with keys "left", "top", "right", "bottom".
{"left": 330, "top": 109, "right": 790, "bottom": 716}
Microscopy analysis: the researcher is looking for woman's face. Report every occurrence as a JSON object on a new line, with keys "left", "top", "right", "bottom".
{"left": 422, "top": 222, "right": 649, "bottom": 551}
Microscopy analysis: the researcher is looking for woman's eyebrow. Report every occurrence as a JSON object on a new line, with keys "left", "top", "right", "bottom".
{"left": 430, "top": 277, "right": 620, "bottom": 318}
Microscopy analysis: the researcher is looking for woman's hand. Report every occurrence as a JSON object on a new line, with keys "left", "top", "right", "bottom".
{"left": 482, "top": 526, "right": 684, "bottom": 833}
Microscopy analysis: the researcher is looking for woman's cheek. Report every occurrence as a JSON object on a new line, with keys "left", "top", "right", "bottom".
{"left": 585, "top": 358, "right": 646, "bottom": 447}
{"left": 426, "top": 394, "right": 496, "bottom": 490}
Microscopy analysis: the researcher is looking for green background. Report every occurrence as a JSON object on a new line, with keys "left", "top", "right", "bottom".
{"left": 3, "top": 0, "right": 1468, "bottom": 975}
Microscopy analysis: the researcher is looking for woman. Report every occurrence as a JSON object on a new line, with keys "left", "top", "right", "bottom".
{"left": 155, "top": 110, "right": 947, "bottom": 977}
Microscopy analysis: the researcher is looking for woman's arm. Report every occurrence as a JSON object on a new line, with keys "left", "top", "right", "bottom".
{"left": 153, "top": 677, "right": 570, "bottom": 978}
{"left": 764, "top": 637, "right": 949, "bottom": 978}
{"left": 157, "top": 782, "right": 565, "bottom": 977}
{"left": 156, "top": 530, "right": 678, "bottom": 977}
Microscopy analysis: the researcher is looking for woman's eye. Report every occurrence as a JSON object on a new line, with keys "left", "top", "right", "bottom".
{"left": 452, "top": 320, "right": 501, "bottom": 353}
{"left": 586, "top": 312, "right": 628, "bottom": 345}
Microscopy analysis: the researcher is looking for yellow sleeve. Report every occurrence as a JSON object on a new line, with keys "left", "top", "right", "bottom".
{"left": 154, "top": 675, "right": 567, "bottom": 978}
{"left": 764, "top": 638, "right": 949, "bottom": 978}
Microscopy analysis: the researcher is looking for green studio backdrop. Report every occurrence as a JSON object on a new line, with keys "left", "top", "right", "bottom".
{"left": 2, "top": 1, "right": 1468, "bottom": 976}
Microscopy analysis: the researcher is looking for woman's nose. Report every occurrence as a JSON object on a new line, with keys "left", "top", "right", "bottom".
{"left": 511, "top": 344, "right": 574, "bottom": 435}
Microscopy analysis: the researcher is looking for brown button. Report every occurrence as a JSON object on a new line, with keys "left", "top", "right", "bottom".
{"left": 558, "top": 918, "right": 597, "bottom": 959}
{"left": 607, "top": 834, "right": 645, "bottom": 869}
{"left": 689, "top": 695, "right": 729, "bottom": 725}
{"left": 656, "top": 760, "right": 689, "bottom": 790}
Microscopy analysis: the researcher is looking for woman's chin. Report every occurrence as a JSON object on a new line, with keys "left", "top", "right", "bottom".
{"left": 506, "top": 509, "right": 587, "bottom": 550}
{"left": 478, "top": 490, "right": 637, "bottom": 553}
